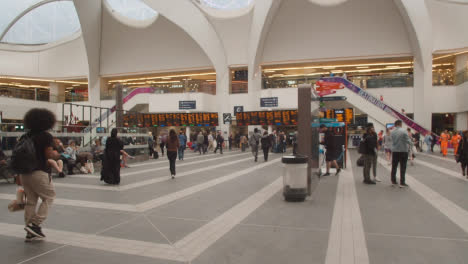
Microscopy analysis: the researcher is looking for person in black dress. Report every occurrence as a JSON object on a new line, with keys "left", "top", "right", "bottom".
{"left": 101, "top": 128, "right": 123, "bottom": 185}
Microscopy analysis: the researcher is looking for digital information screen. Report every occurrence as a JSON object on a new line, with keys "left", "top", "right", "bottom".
{"left": 230, "top": 110, "right": 299, "bottom": 127}
{"left": 290, "top": 110, "right": 298, "bottom": 125}
{"left": 273, "top": 111, "right": 282, "bottom": 125}
{"left": 210, "top": 113, "right": 219, "bottom": 126}
{"left": 282, "top": 111, "right": 291, "bottom": 126}
{"left": 258, "top": 111, "right": 266, "bottom": 125}
{"left": 334, "top": 109, "right": 345, "bottom": 122}
{"left": 236, "top": 112, "right": 244, "bottom": 126}
{"left": 243, "top": 112, "right": 251, "bottom": 126}
{"left": 320, "top": 108, "right": 354, "bottom": 124}
{"left": 203, "top": 113, "right": 210, "bottom": 126}
{"left": 266, "top": 111, "right": 274, "bottom": 125}
{"left": 250, "top": 112, "right": 259, "bottom": 125}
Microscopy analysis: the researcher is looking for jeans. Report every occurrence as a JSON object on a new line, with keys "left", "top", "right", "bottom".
{"left": 391, "top": 152, "right": 408, "bottom": 184}
{"left": 167, "top": 151, "right": 177, "bottom": 175}
{"left": 363, "top": 154, "right": 377, "bottom": 181}
{"left": 178, "top": 146, "right": 185, "bottom": 160}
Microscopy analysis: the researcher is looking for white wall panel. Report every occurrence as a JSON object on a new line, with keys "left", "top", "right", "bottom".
{"left": 262, "top": 0, "right": 412, "bottom": 63}
{"left": 427, "top": 0, "right": 468, "bottom": 51}
{"left": 0, "top": 37, "right": 87, "bottom": 78}
{"left": 100, "top": 9, "right": 212, "bottom": 76}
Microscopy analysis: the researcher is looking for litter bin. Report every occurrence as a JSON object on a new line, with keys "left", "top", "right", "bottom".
{"left": 282, "top": 155, "right": 308, "bottom": 202}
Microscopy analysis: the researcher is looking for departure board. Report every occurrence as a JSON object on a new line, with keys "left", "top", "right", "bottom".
{"left": 282, "top": 111, "right": 291, "bottom": 126}
{"left": 188, "top": 113, "right": 195, "bottom": 126}
{"left": 180, "top": 113, "right": 188, "bottom": 126}
{"left": 236, "top": 112, "right": 244, "bottom": 126}
{"left": 266, "top": 111, "right": 274, "bottom": 125}
{"left": 273, "top": 111, "right": 282, "bottom": 125}
{"left": 344, "top": 108, "right": 354, "bottom": 124}
{"left": 290, "top": 110, "right": 298, "bottom": 125}
{"left": 158, "top": 114, "right": 166, "bottom": 127}
{"left": 325, "top": 109, "right": 334, "bottom": 119}
{"left": 123, "top": 112, "right": 219, "bottom": 127}
{"left": 258, "top": 111, "right": 266, "bottom": 125}
{"left": 151, "top": 114, "right": 158, "bottom": 127}
{"left": 173, "top": 113, "right": 181, "bottom": 126}
{"left": 203, "top": 113, "right": 210, "bottom": 126}
{"left": 210, "top": 113, "right": 218, "bottom": 126}
{"left": 251, "top": 111, "right": 259, "bottom": 125}
{"left": 243, "top": 112, "right": 251, "bottom": 125}
{"left": 144, "top": 114, "right": 152, "bottom": 127}
{"left": 334, "top": 109, "right": 345, "bottom": 122}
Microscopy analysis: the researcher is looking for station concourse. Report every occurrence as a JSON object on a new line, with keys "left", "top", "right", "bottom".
{"left": 1, "top": 1, "right": 468, "bottom": 263}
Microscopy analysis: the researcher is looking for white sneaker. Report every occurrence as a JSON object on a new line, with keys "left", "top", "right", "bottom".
{"left": 80, "top": 167, "right": 87, "bottom": 174}
{"left": 374, "top": 177, "right": 381, "bottom": 182}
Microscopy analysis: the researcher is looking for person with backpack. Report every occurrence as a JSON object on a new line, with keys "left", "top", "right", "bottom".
{"left": 166, "top": 129, "right": 180, "bottom": 179}
{"left": 11, "top": 108, "right": 59, "bottom": 242}
{"left": 320, "top": 124, "right": 342, "bottom": 176}
{"left": 362, "top": 123, "right": 379, "bottom": 184}
{"left": 178, "top": 130, "right": 187, "bottom": 160}
{"left": 214, "top": 131, "right": 224, "bottom": 154}
{"left": 261, "top": 131, "right": 271, "bottom": 161}
{"left": 249, "top": 128, "right": 262, "bottom": 162}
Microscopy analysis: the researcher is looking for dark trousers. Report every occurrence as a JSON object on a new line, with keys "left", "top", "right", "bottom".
{"left": 214, "top": 142, "right": 223, "bottom": 154}
{"left": 167, "top": 151, "right": 177, "bottom": 175}
{"left": 262, "top": 147, "right": 269, "bottom": 161}
{"left": 160, "top": 143, "right": 165, "bottom": 155}
{"left": 391, "top": 152, "right": 408, "bottom": 184}
{"left": 363, "top": 154, "right": 377, "bottom": 181}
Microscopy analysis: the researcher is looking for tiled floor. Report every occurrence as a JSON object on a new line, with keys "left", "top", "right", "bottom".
{"left": 1, "top": 148, "right": 468, "bottom": 263}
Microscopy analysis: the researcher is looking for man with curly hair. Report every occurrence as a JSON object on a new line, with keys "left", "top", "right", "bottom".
{"left": 21, "top": 108, "right": 59, "bottom": 242}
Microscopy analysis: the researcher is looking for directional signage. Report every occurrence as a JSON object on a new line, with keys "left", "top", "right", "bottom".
{"left": 179, "top": 100, "right": 196, "bottom": 110}
{"left": 311, "top": 96, "right": 347, "bottom": 102}
{"left": 223, "top": 113, "right": 232, "bottom": 124}
{"left": 234, "top": 106, "right": 244, "bottom": 114}
{"left": 260, "top": 97, "right": 278, "bottom": 107}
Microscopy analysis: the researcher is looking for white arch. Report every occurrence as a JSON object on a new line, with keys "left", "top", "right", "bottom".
{"left": 142, "top": 0, "right": 228, "bottom": 75}
{"left": 0, "top": 0, "right": 73, "bottom": 42}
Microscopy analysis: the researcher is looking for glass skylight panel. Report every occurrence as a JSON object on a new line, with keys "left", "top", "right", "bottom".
{"left": 200, "top": 0, "right": 253, "bottom": 10}
{"left": 106, "top": 0, "right": 158, "bottom": 21}
{"left": 0, "top": 0, "right": 43, "bottom": 36}
{"left": 2, "top": 1, "right": 80, "bottom": 45}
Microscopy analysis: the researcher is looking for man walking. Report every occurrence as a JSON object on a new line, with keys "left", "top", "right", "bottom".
{"left": 249, "top": 128, "right": 262, "bottom": 162}
{"left": 196, "top": 131, "right": 204, "bottom": 155}
{"left": 214, "top": 131, "right": 224, "bottom": 154}
{"left": 390, "top": 120, "right": 412, "bottom": 187}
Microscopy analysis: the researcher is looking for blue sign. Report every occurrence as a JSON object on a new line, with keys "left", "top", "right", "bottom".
{"left": 179, "top": 101, "right": 196, "bottom": 110}
{"left": 260, "top": 97, "right": 278, "bottom": 107}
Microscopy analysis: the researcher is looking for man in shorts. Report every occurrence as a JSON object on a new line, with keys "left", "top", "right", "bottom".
{"left": 320, "top": 124, "right": 341, "bottom": 176}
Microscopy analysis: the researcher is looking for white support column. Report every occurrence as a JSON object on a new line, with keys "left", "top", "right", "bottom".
{"left": 413, "top": 57, "right": 433, "bottom": 130}
{"left": 217, "top": 68, "right": 231, "bottom": 137}
{"left": 456, "top": 112, "right": 468, "bottom": 131}
{"left": 49, "top": 82, "right": 65, "bottom": 103}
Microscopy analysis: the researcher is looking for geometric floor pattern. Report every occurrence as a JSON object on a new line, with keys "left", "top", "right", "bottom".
{"left": 1, "top": 148, "right": 468, "bottom": 264}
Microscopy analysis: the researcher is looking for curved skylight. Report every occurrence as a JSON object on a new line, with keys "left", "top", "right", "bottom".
{"left": 0, "top": 0, "right": 43, "bottom": 36}
{"left": 1, "top": 1, "right": 80, "bottom": 45}
{"left": 106, "top": 0, "right": 158, "bottom": 21}
{"left": 199, "top": 0, "right": 253, "bottom": 10}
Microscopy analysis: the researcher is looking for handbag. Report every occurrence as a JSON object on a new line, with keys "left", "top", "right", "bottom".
{"left": 85, "top": 162, "right": 95, "bottom": 174}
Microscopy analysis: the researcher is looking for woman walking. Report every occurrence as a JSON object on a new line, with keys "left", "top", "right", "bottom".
{"left": 261, "top": 131, "right": 271, "bottom": 161}
{"left": 456, "top": 131, "right": 468, "bottom": 178}
{"left": 166, "top": 129, "right": 179, "bottom": 179}
{"left": 383, "top": 128, "right": 393, "bottom": 165}
{"left": 101, "top": 128, "right": 124, "bottom": 185}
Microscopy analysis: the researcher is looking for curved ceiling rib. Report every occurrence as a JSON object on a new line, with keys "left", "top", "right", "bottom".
{"left": 0, "top": 0, "right": 72, "bottom": 42}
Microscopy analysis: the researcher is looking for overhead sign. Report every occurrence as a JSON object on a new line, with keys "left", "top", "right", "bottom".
{"left": 260, "top": 97, "right": 278, "bottom": 107}
{"left": 312, "top": 96, "right": 347, "bottom": 101}
{"left": 315, "top": 80, "right": 345, "bottom": 91}
{"left": 223, "top": 113, "right": 232, "bottom": 124}
{"left": 179, "top": 100, "right": 196, "bottom": 110}
{"left": 234, "top": 106, "right": 244, "bottom": 114}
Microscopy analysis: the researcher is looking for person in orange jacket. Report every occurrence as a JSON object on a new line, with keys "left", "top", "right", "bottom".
{"left": 440, "top": 130, "right": 449, "bottom": 157}
{"left": 451, "top": 131, "right": 462, "bottom": 155}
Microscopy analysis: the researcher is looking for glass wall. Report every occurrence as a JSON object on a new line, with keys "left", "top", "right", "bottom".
{"left": 262, "top": 57, "right": 414, "bottom": 89}
{"left": 432, "top": 53, "right": 455, "bottom": 86}
{"left": 104, "top": 70, "right": 217, "bottom": 100}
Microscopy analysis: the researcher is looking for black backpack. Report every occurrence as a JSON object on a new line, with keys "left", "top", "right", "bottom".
{"left": 9, "top": 134, "right": 38, "bottom": 174}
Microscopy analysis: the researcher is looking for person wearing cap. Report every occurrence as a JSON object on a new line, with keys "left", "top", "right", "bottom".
{"left": 362, "top": 123, "right": 379, "bottom": 184}
{"left": 320, "top": 124, "right": 341, "bottom": 176}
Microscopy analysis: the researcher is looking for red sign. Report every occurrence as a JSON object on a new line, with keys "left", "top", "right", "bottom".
{"left": 315, "top": 80, "right": 345, "bottom": 92}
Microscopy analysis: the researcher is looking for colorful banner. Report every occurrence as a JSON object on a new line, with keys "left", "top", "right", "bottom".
{"left": 315, "top": 80, "right": 345, "bottom": 91}
{"left": 319, "top": 77, "right": 432, "bottom": 136}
